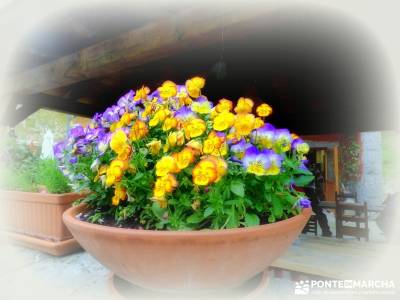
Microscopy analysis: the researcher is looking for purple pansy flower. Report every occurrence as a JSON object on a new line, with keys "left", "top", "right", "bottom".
{"left": 274, "top": 128, "right": 292, "bottom": 152}
{"left": 97, "top": 132, "right": 111, "bottom": 155}
{"left": 291, "top": 138, "right": 310, "bottom": 154}
{"left": 263, "top": 149, "right": 283, "bottom": 175}
{"left": 117, "top": 90, "right": 135, "bottom": 108}
{"left": 150, "top": 89, "right": 160, "bottom": 99}
{"left": 174, "top": 106, "right": 196, "bottom": 120}
{"left": 53, "top": 141, "right": 65, "bottom": 160}
{"left": 251, "top": 123, "right": 275, "bottom": 149}
{"left": 103, "top": 105, "right": 120, "bottom": 124}
{"left": 298, "top": 197, "right": 311, "bottom": 208}
{"left": 191, "top": 95, "right": 213, "bottom": 113}
{"left": 73, "top": 139, "right": 87, "bottom": 155}
{"left": 69, "top": 125, "right": 85, "bottom": 139}
{"left": 230, "top": 139, "right": 253, "bottom": 160}
{"left": 242, "top": 146, "right": 271, "bottom": 176}
{"left": 85, "top": 127, "right": 103, "bottom": 142}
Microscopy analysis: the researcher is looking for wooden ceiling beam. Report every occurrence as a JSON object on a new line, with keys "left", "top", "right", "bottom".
{"left": 4, "top": 1, "right": 277, "bottom": 96}
{"left": 2, "top": 94, "right": 102, "bottom": 126}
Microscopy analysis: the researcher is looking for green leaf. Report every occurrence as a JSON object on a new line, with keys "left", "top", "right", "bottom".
{"left": 230, "top": 180, "right": 245, "bottom": 197}
{"left": 151, "top": 202, "right": 166, "bottom": 220}
{"left": 225, "top": 199, "right": 242, "bottom": 206}
{"left": 295, "top": 168, "right": 313, "bottom": 176}
{"left": 264, "top": 180, "right": 273, "bottom": 191}
{"left": 187, "top": 213, "right": 204, "bottom": 224}
{"left": 203, "top": 207, "right": 214, "bottom": 218}
{"left": 226, "top": 207, "right": 239, "bottom": 228}
{"left": 293, "top": 175, "right": 314, "bottom": 187}
{"left": 268, "top": 214, "right": 276, "bottom": 223}
{"left": 245, "top": 213, "right": 260, "bottom": 227}
{"left": 271, "top": 196, "right": 283, "bottom": 218}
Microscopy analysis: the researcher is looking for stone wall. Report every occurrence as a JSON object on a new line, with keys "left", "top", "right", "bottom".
{"left": 356, "top": 132, "right": 384, "bottom": 206}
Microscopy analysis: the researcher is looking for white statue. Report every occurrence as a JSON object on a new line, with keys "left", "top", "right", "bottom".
{"left": 41, "top": 129, "right": 54, "bottom": 159}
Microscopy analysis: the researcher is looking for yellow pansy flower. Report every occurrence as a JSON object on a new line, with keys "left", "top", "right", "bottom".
{"left": 183, "top": 118, "right": 206, "bottom": 139}
{"left": 214, "top": 142, "right": 228, "bottom": 156}
{"left": 175, "top": 147, "right": 195, "bottom": 170}
{"left": 141, "top": 104, "right": 154, "bottom": 119}
{"left": 215, "top": 98, "right": 233, "bottom": 113}
{"left": 155, "top": 156, "right": 178, "bottom": 177}
{"left": 105, "top": 160, "right": 126, "bottom": 186}
{"left": 296, "top": 143, "right": 310, "bottom": 155}
{"left": 149, "top": 109, "right": 170, "bottom": 127}
{"left": 213, "top": 111, "right": 235, "bottom": 131}
{"left": 167, "top": 131, "right": 185, "bottom": 149}
{"left": 154, "top": 174, "right": 178, "bottom": 195}
{"left": 152, "top": 174, "right": 178, "bottom": 208}
{"left": 112, "top": 196, "right": 120, "bottom": 206}
{"left": 110, "top": 121, "right": 124, "bottom": 132}
{"left": 202, "top": 139, "right": 216, "bottom": 154}
{"left": 112, "top": 184, "right": 127, "bottom": 206}
{"left": 254, "top": 117, "right": 264, "bottom": 129}
{"left": 234, "top": 97, "right": 254, "bottom": 114}
{"left": 192, "top": 157, "right": 225, "bottom": 186}
{"left": 158, "top": 80, "right": 177, "bottom": 99}
{"left": 120, "top": 112, "right": 136, "bottom": 126}
{"left": 185, "top": 76, "right": 205, "bottom": 98}
{"left": 202, "top": 131, "right": 224, "bottom": 155}
{"left": 192, "top": 159, "right": 217, "bottom": 186}
{"left": 186, "top": 139, "right": 203, "bottom": 153}
{"left": 191, "top": 98, "right": 212, "bottom": 114}
{"left": 256, "top": 103, "right": 273, "bottom": 117}
{"left": 206, "top": 156, "right": 227, "bottom": 182}
{"left": 234, "top": 113, "right": 256, "bottom": 137}
{"left": 134, "top": 86, "right": 150, "bottom": 101}
{"left": 110, "top": 130, "right": 128, "bottom": 154}
{"left": 178, "top": 95, "right": 192, "bottom": 106}
{"left": 129, "top": 120, "right": 148, "bottom": 141}
{"left": 94, "top": 165, "right": 108, "bottom": 182}
{"left": 117, "top": 145, "right": 132, "bottom": 161}
{"left": 147, "top": 140, "right": 162, "bottom": 156}
{"left": 162, "top": 117, "right": 178, "bottom": 132}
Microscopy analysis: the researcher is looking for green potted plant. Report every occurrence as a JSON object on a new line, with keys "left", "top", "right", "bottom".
{"left": 61, "top": 77, "right": 312, "bottom": 293}
{"left": 0, "top": 138, "right": 82, "bottom": 256}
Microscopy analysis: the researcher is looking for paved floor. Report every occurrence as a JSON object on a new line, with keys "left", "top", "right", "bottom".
{"left": 1, "top": 233, "right": 398, "bottom": 300}
{"left": 0, "top": 240, "right": 300, "bottom": 300}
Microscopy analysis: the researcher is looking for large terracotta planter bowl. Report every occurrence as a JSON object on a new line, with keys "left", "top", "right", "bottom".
{"left": 64, "top": 204, "right": 311, "bottom": 292}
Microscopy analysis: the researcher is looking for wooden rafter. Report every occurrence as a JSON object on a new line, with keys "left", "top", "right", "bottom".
{"left": 2, "top": 94, "right": 102, "bottom": 126}
{"left": 4, "top": 1, "right": 278, "bottom": 96}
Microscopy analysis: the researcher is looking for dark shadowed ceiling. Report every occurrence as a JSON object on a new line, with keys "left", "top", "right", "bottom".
{"left": 4, "top": 2, "right": 396, "bottom": 134}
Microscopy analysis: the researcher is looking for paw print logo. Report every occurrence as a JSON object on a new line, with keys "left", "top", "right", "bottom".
{"left": 294, "top": 280, "right": 310, "bottom": 295}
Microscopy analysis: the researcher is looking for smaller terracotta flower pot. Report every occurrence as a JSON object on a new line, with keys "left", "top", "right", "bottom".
{"left": 0, "top": 190, "right": 83, "bottom": 256}
{"left": 64, "top": 204, "right": 311, "bottom": 293}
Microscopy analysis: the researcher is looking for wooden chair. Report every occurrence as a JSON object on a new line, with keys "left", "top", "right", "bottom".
{"left": 335, "top": 192, "right": 369, "bottom": 241}
{"left": 336, "top": 191, "right": 358, "bottom": 203}
{"left": 302, "top": 214, "right": 318, "bottom": 236}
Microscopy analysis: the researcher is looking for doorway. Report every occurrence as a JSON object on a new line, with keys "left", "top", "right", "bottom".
{"left": 308, "top": 147, "right": 339, "bottom": 202}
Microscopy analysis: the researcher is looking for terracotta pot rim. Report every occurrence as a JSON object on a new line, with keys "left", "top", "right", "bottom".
{"left": 1, "top": 190, "right": 82, "bottom": 197}
{"left": 0, "top": 190, "right": 85, "bottom": 205}
{"left": 64, "top": 203, "right": 311, "bottom": 237}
